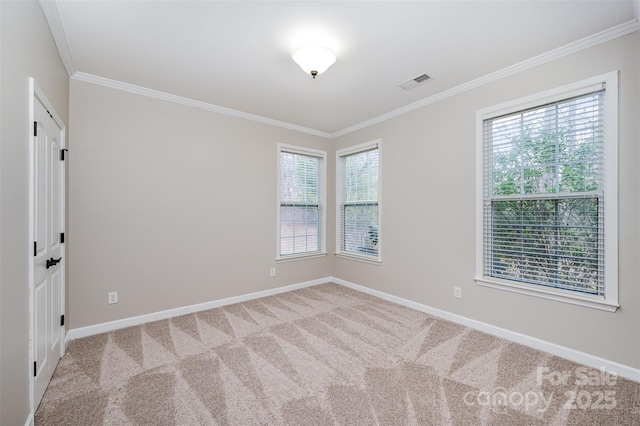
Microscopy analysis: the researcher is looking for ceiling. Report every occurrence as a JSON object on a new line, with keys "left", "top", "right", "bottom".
{"left": 46, "top": 1, "right": 639, "bottom": 137}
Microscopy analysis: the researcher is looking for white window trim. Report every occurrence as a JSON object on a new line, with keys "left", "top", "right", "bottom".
{"left": 335, "top": 139, "right": 382, "bottom": 264}
{"left": 276, "top": 143, "right": 327, "bottom": 261}
{"left": 475, "top": 71, "right": 619, "bottom": 312}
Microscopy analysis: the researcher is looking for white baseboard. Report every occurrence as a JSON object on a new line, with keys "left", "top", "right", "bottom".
{"left": 65, "top": 277, "right": 330, "bottom": 345}
{"left": 65, "top": 275, "right": 639, "bottom": 382}
{"left": 331, "top": 277, "right": 640, "bottom": 383}
{"left": 24, "top": 413, "right": 33, "bottom": 426}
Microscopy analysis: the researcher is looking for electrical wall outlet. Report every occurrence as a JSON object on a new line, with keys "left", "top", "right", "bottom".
{"left": 270, "top": 267, "right": 276, "bottom": 277}
{"left": 454, "top": 287, "right": 462, "bottom": 299}
{"left": 108, "top": 291, "right": 118, "bottom": 304}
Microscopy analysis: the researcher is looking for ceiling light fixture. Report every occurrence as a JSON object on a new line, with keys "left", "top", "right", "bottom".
{"left": 292, "top": 45, "right": 336, "bottom": 79}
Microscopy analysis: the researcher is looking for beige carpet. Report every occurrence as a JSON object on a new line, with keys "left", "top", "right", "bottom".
{"left": 35, "top": 283, "right": 639, "bottom": 425}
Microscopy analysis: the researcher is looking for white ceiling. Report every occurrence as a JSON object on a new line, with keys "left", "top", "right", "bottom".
{"left": 47, "top": 1, "right": 639, "bottom": 137}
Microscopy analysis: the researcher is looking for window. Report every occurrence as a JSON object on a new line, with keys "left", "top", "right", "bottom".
{"left": 476, "top": 72, "right": 618, "bottom": 311}
{"left": 336, "top": 140, "right": 381, "bottom": 262}
{"left": 277, "top": 144, "right": 326, "bottom": 260}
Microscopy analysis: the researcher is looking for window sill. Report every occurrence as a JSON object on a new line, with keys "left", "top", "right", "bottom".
{"left": 335, "top": 252, "right": 382, "bottom": 265}
{"left": 475, "top": 277, "right": 618, "bottom": 312}
{"left": 276, "top": 252, "right": 327, "bottom": 263}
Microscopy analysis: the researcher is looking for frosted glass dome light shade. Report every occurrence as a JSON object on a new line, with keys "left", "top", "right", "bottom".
{"left": 292, "top": 45, "right": 336, "bottom": 78}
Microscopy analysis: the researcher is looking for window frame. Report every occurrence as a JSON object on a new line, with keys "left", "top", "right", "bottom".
{"left": 336, "top": 140, "right": 382, "bottom": 264}
{"left": 475, "top": 72, "right": 618, "bottom": 312}
{"left": 276, "top": 143, "right": 327, "bottom": 262}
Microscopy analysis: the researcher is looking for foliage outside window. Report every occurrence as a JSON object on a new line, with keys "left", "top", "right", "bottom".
{"left": 476, "top": 73, "right": 618, "bottom": 311}
{"left": 337, "top": 141, "right": 381, "bottom": 262}
{"left": 278, "top": 145, "right": 326, "bottom": 259}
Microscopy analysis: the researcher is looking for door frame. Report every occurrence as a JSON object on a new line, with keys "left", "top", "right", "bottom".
{"left": 28, "top": 78, "right": 67, "bottom": 415}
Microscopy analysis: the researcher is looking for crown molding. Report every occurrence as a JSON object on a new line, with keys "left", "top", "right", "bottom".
{"left": 331, "top": 18, "right": 640, "bottom": 139}
{"left": 71, "top": 72, "right": 333, "bottom": 139}
{"left": 39, "top": 0, "right": 76, "bottom": 77}
{"left": 50, "top": 0, "right": 639, "bottom": 141}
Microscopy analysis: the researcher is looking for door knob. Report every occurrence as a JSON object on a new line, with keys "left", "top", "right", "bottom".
{"left": 46, "top": 257, "right": 62, "bottom": 269}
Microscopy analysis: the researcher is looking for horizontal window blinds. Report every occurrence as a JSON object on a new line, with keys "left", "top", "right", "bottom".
{"left": 279, "top": 149, "right": 324, "bottom": 257}
{"left": 483, "top": 89, "right": 605, "bottom": 295}
{"left": 337, "top": 145, "right": 379, "bottom": 257}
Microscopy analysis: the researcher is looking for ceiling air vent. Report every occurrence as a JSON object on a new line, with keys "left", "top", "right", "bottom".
{"left": 398, "top": 73, "right": 431, "bottom": 91}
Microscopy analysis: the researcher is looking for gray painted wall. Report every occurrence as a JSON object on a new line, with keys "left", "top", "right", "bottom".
{"left": 2, "top": 5, "right": 638, "bottom": 424}
{"left": 68, "top": 80, "right": 331, "bottom": 328}
{"left": 0, "top": 1, "right": 69, "bottom": 424}
{"left": 68, "top": 31, "right": 639, "bottom": 371}
{"left": 332, "top": 31, "right": 640, "bottom": 369}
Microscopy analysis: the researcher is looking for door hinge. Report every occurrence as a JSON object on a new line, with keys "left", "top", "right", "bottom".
{"left": 34, "top": 241, "right": 37, "bottom": 257}
{"left": 34, "top": 361, "right": 37, "bottom": 377}
{"left": 61, "top": 149, "right": 68, "bottom": 161}
{"left": 33, "top": 122, "right": 37, "bottom": 137}
{"left": 61, "top": 232, "right": 65, "bottom": 244}
{"left": 60, "top": 315, "right": 65, "bottom": 327}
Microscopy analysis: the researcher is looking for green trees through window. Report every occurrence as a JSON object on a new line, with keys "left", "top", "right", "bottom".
{"left": 279, "top": 149, "right": 324, "bottom": 257}
{"left": 484, "top": 90, "right": 604, "bottom": 295}
{"left": 338, "top": 143, "right": 380, "bottom": 258}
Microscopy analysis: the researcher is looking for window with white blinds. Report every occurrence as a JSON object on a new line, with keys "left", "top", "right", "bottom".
{"left": 336, "top": 141, "right": 381, "bottom": 262}
{"left": 476, "top": 72, "right": 618, "bottom": 311}
{"left": 277, "top": 145, "right": 326, "bottom": 259}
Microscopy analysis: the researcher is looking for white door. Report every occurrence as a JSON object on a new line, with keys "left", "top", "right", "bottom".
{"left": 31, "top": 82, "right": 66, "bottom": 409}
